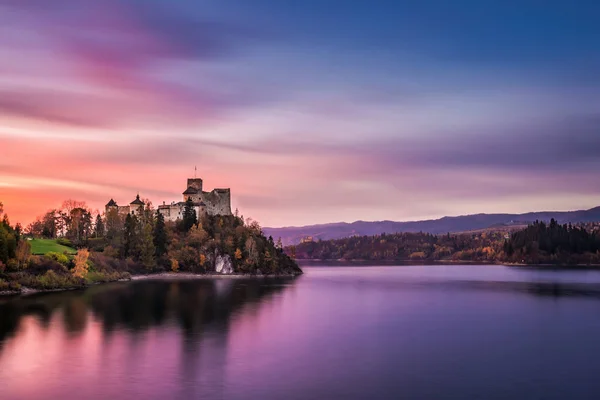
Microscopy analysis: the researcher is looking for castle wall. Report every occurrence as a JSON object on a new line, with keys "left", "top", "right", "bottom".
{"left": 158, "top": 204, "right": 183, "bottom": 222}
{"left": 201, "top": 189, "right": 231, "bottom": 216}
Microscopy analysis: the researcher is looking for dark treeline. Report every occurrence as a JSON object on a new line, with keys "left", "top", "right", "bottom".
{"left": 504, "top": 219, "right": 600, "bottom": 264}
{"left": 288, "top": 220, "right": 600, "bottom": 265}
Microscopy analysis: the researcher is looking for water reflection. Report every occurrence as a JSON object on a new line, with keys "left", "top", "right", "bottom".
{"left": 4, "top": 267, "right": 600, "bottom": 400}
{"left": 0, "top": 277, "right": 297, "bottom": 354}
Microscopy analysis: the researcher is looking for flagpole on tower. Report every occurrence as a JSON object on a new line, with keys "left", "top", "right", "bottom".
{"left": 194, "top": 165, "right": 197, "bottom": 179}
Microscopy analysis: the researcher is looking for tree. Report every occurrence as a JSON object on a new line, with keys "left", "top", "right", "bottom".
{"left": 0, "top": 224, "right": 17, "bottom": 265}
{"left": 245, "top": 237, "right": 259, "bottom": 267}
{"left": 105, "top": 208, "right": 122, "bottom": 240}
{"left": 123, "top": 213, "right": 138, "bottom": 258}
{"left": 72, "top": 248, "right": 90, "bottom": 278}
{"left": 14, "top": 223, "right": 22, "bottom": 243}
{"left": 94, "top": 214, "right": 105, "bottom": 238}
{"left": 15, "top": 240, "right": 31, "bottom": 270}
{"left": 234, "top": 248, "right": 243, "bottom": 260}
{"left": 182, "top": 197, "right": 197, "bottom": 232}
{"left": 42, "top": 210, "right": 58, "bottom": 238}
{"left": 153, "top": 211, "right": 168, "bottom": 258}
{"left": 138, "top": 221, "right": 156, "bottom": 270}
{"left": 188, "top": 225, "right": 208, "bottom": 248}
{"left": 67, "top": 207, "right": 93, "bottom": 245}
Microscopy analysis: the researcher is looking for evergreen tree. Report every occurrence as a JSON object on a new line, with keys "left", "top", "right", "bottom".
{"left": 14, "top": 223, "right": 22, "bottom": 244}
{"left": 94, "top": 214, "right": 105, "bottom": 238}
{"left": 123, "top": 213, "right": 138, "bottom": 258}
{"left": 138, "top": 221, "right": 156, "bottom": 270}
{"left": 153, "top": 211, "right": 168, "bottom": 258}
{"left": 182, "top": 197, "right": 198, "bottom": 232}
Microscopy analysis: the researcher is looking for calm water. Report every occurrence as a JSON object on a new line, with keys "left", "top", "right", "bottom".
{"left": 3, "top": 265, "right": 600, "bottom": 399}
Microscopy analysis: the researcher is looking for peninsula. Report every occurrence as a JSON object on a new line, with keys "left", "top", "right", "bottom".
{"left": 0, "top": 176, "right": 302, "bottom": 295}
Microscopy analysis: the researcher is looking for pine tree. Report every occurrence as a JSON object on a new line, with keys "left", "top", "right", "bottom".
{"left": 182, "top": 197, "right": 198, "bottom": 232}
{"left": 153, "top": 210, "right": 168, "bottom": 258}
{"left": 123, "top": 213, "right": 138, "bottom": 258}
{"left": 94, "top": 214, "right": 105, "bottom": 238}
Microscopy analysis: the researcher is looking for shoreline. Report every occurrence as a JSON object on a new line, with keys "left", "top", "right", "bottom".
{"left": 5, "top": 262, "right": 600, "bottom": 298}
{"left": 297, "top": 259, "right": 600, "bottom": 268}
{"left": 0, "top": 271, "right": 302, "bottom": 297}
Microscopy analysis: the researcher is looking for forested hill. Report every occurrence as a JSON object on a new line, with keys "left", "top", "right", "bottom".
{"left": 265, "top": 207, "right": 600, "bottom": 245}
{"left": 287, "top": 220, "right": 600, "bottom": 265}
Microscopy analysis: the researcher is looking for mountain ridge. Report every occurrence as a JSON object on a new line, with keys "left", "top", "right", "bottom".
{"left": 264, "top": 206, "right": 600, "bottom": 245}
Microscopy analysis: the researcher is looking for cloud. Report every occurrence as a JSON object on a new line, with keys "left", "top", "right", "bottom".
{"left": 0, "top": 0, "right": 273, "bottom": 130}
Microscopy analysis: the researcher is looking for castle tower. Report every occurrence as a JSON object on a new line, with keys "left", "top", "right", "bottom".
{"left": 130, "top": 194, "right": 144, "bottom": 215}
{"left": 105, "top": 199, "right": 118, "bottom": 215}
{"left": 187, "top": 178, "right": 203, "bottom": 192}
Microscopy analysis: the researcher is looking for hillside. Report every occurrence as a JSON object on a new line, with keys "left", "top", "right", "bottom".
{"left": 287, "top": 220, "right": 600, "bottom": 265}
{"left": 265, "top": 206, "right": 600, "bottom": 245}
{"left": 30, "top": 239, "right": 77, "bottom": 255}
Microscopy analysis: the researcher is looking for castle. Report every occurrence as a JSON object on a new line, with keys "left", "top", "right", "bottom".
{"left": 105, "top": 177, "right": 232, "bottom": 222}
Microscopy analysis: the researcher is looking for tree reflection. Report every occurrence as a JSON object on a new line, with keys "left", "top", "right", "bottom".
{"left": 0, "top": 277, "right": 298, "bottom": 353}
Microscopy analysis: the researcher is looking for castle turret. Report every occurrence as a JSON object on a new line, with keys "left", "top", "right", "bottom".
{"left": 105, "top": 199, "right": 118, "bottom": 214}
{"left": 130, "top": 194, "right": 144, "bottom": 215}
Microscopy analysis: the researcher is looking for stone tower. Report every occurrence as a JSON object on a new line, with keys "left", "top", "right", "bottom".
{"left": 187, "top": 178, "right": 203, "bottom": 192}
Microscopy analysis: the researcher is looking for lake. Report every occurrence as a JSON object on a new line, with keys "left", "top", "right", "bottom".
{"left": 2, "top": 265, "right": 600, "bottom": 399}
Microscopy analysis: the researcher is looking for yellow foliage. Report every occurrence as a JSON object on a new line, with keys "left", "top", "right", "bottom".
{"left": 482, "top": 246, "right": 495, "bottom": 256}
{"left": 234, "top": 248, "right": 243, "bottom": 260}
{"left": 72, "top": 248, "right": 90, "bottom": 279}
{"left": 199, "top": 253, "right": 207, "bottom": 266}
{"left": 409, "top": 251, "right": 426, "bottom": 260}
{"left": 170, "top": 258, "right": 179, "bottom": 272}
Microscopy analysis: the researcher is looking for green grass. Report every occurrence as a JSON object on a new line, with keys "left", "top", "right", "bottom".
{"left": 29, "top": 239, "right": 77, "bottom": 255}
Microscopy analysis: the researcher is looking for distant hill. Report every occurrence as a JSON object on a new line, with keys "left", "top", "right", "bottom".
{"left": 264, "top": 207, "right": 600, "bottom": 245}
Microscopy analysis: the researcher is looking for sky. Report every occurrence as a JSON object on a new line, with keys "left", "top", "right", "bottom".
{"left": 1, "top": 0, "right": 599, "bottom": 227}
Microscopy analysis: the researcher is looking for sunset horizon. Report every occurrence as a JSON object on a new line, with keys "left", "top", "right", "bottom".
{"left": 2, "top": 0, "right": 599, "bottom": 228}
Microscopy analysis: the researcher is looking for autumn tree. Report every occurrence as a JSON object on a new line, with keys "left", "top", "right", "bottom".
{"left": 245, "top": 237, "right": 259, "bottom": 267}
{"left": 15, "top": 240, "right": 31, "bottom": 270}
{"left": 188, "top": 224, "right": 208, "bottom": 248}
{"left": 72, "top": 248, "right": 90, "bottom": 278}
{"left": 234, "top": 248, "right": 243, "bottom": 260}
